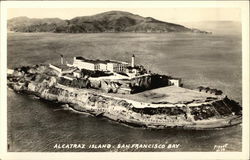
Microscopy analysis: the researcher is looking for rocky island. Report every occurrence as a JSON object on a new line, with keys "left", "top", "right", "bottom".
{"left": 7, "top": 54, "right": 242, "bottom": 130}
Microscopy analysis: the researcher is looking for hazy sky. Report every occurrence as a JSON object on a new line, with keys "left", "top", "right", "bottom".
{"left": 8, "top": 8, "right": 241, "bottom": 23}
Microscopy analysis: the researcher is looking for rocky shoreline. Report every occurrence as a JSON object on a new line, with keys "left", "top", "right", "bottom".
{"left": 7, "top": 64, "right": 242, "bottom": 130}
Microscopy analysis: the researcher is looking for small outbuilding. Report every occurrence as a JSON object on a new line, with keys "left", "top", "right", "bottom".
{"left": 168, "top": 78, "right": 182, "bottom": 87}
{"left": 73, "top": 70, "right": 81, "bottom": 78}
{"left": 49, "top": 64, "right": 76, "bottom": 76}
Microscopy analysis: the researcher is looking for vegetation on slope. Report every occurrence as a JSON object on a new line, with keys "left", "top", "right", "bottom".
{"left": 8, "top": 11, "right": 208, "bottom": 33}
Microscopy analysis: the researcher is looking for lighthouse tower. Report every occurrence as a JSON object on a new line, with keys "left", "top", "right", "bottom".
{"left": 131, "top": 54, "right": 135, "bottom": 68}
{"left": 60, "top": 55, "right": 64, "bottom": 65}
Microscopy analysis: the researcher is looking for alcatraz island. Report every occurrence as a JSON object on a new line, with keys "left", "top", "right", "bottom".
{"left": 7, "top": 54, "right": 242, "bottom": 129}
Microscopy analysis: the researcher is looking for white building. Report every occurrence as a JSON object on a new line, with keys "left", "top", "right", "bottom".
{"left": 73, "top": 70, "right": 81, "bottom": 78}
{"left": 107, "top": 62, "right": 128, "bottom": 72}
{"left": 73, "top": 57, "right": 96, "bottom": 70}
{"left": 99, "top": 63, "right": 107, "bottom": 71}
{"left": 49, "top": 64, "right": 76, "bottom": 76}
{"left": 61, "top": 74, "right": 75, "bottom": 81}
{"left": 7, "top": 69, "right": 14, "bottom": 75}
{"left": 72, "top": 56, "right": 129, "bottom": 73}
{"left": 169, "top": 78, "right": 182, "bottom": 87}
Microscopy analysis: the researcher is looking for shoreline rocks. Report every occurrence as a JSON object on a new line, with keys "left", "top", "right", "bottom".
{"left": 7, "top": 65, "right": 242, "bottom": 130}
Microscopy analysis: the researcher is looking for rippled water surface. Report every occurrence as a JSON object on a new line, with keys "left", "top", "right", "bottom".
{"left": 7, "top": 31, "right": 242, "bottom": 152}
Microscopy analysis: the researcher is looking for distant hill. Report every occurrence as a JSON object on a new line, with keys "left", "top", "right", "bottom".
{"left": 8, "top": 11, "right": 209, "bottom": 33}
{"left": 181, "top": 21, "right": 241, "bottom": 35}
{"left": 8, "top": 16, "right": 67, "bottom": 32}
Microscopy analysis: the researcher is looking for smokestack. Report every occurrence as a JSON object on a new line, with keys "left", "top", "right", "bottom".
{"left": 131, "top": 54, "right": 135, "bottom": 68}
{"left": 60, "top": 54, "right": 63, "bottom": 65}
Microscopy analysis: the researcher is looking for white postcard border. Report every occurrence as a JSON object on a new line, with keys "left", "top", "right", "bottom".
{"left": 0, "top": 1, "right": 249, "bottom": 160}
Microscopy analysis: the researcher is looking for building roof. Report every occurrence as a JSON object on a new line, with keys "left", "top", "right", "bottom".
{"left": 73, "top": 70, "right": 81, "bottom": 73}
{"left": 169, "top": 77, "right": 182, "bottom": 80}
{"left": 51, "top": 64, "right": 76, "bottom": 71}
{"left": 75, "top": 56, "right": 128, "bottom": 65}
{"left": 75, "top": 57, "right": 110, "bottom": 64}
{"left": 62, "top": 73, "right": 75, "bottom": 79}
{"left": 126, "top": 66, "right": 140, "bottom": 70}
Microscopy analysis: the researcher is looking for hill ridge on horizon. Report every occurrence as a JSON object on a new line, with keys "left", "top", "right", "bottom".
{"left": 8, "top": 10, "right": 210, "bottom": 34}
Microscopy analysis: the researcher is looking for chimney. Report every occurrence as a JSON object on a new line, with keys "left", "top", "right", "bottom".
{"left": 131, "top": 54, "right": 135, "bottom": 68}
{"left": 60, "top": 54, "right": 63, "bottom": 65}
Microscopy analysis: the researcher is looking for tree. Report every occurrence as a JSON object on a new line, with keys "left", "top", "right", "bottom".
{"left": 197, "top": 86, "right": 204, "bottom": 92}
{"left": 215, "top": 90, "right": 223, "bottom": 95}
{"left": 204, "top": 87, "right": 210, "bottom": 93}
{"left": 209, "top": 89, "right": 217, "bottom": 94}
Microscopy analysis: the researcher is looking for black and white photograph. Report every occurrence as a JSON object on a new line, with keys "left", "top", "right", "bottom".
{"left": 0, "top": 1, "right": 249, "bottom": 160}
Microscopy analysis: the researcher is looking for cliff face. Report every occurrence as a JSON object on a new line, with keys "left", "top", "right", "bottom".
{"left": 8, "top": 11, "right": 209, "bottom": 34}
{"left": 7, "top": 65, "right": 242, "bottom": 129}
